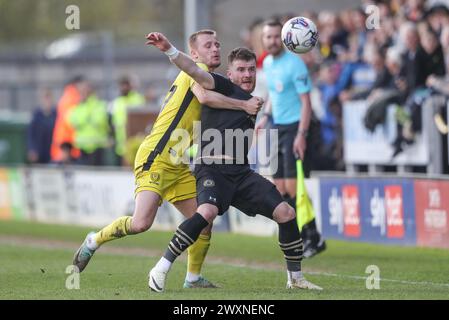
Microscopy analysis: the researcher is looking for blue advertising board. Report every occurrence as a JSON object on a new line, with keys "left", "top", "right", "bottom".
{"left": 319, "top": 177, "right": 416, "bottom": 245}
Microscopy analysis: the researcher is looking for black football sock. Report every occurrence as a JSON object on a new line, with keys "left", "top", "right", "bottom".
{"left": 278, "top": 218, "right": 303, "bottom": 272}
{"left": 282, "top": 194, "right": 297, "bottom": 211}
{"left": 163, "top": 213, "right": 209, "bottom": 263}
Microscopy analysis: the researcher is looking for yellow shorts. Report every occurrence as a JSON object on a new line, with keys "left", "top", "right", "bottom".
{"left": 134, "top": 159, "right": 196, "bottom": 205}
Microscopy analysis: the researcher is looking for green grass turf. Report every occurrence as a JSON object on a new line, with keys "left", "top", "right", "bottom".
{"left": 0, "top": 220, "right": 448, "bottom": 299}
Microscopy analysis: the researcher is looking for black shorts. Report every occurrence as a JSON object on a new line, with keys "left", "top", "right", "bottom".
{"left": 272, "top": 122, "right": 298, "bottom": 179}
{"left": 194, "top": 164, "right": 284, "bottom": 218}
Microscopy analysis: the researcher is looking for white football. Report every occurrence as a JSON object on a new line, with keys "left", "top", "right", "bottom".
{"left": 281, "top": 16, "right": 319, "bottom": 54}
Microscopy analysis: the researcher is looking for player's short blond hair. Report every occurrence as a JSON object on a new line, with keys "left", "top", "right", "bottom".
{"left": 188, "top": 29, "right": 217, "bottom": 50}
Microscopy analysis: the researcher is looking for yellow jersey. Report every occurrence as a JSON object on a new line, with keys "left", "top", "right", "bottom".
{"left": 135, "top": 63, "right": 208, "bottom": 171}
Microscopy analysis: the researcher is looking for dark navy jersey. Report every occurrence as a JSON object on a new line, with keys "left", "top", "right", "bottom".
{"left": 198, "top": 73, "right": 255, "bottom": 164}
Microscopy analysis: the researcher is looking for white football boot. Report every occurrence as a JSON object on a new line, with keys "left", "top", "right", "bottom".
{"left": 148, "top": 267, "right": 167, "bottom": 293}
{"left": 287, "top": 276, "right": 323, "bottom": 290}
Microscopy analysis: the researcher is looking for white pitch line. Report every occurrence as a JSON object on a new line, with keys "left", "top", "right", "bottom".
{"left": 206, "top": 260, "right": 449, "bottom": 289}
{"left": 301, "top": 271, "right": 449, "bottom": 288}
{"left": 2, "top": 236, "right": 449, "bottom": 289}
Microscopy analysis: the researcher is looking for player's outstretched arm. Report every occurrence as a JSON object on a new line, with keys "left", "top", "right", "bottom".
{"left": 191, "top": 84, "right": 263, "bottom": 115}
{"left": 146, "top": 32, "right": 263, "bottom": 115}
{"left": 146, "top": 32, "right": 215, "bottom": 89}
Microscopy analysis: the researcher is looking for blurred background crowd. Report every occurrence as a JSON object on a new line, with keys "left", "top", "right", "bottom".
{"left": 245, "top": 0, "right": 449, "bottom": 173}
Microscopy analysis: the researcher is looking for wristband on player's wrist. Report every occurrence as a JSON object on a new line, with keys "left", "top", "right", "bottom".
{"left": 263, "top": 113, "right": 272, "bottom": 119}
{"left": 165, "top": 45, "right": 179, "bottom": 59}
{"left": 297, "top": 129, "right": 309, "bottom": 137}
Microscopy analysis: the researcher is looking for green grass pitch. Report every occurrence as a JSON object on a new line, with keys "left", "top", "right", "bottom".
{"left": 0, "top": 220, "right": 448, "bottom": 299}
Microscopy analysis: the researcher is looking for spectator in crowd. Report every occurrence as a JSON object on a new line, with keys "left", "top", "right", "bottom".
{"left": 69, "top": 82, "right": 110, "bottom": 166}
{"left": 390, "top": 0, "right": 404, "bottom": 16}
{"left": 419, "top": 24, "right": 446, "bottom": 78}
{"left": 400, "top": 22, "right": 427, "bottom": 93}
{"left": 27, "top": 88, "right": 57, "bottom": 164}
{"left": 425, "top": 2, "right": 449, "bottom": 36}
{"left": 316, "top": 62, "right": 344, "bottom": 170}
{"left": 426, "top": 24, "right": 449, "bottom": 92}
{"left": 111, "top": 76, "right": 145, "bottom": 165}
{"left": 51, "top": 142, "right": 80, "bottom": 166}
{"left": 396, "top": 23, "right": 446, "bottom": 148}
{"left": 382, "top": 23, "right": 426, "bottom": 155}
{"left": 340, "top": 47, "right": 393, "bottom": 102}
{"left": 339, "top": 8, "right": 355, "bottom": 36}
{"left": 371, "top": 17, "right": 395, "bottom": 54}
{"left": 359, "top": 47, "right": 411, "bottom": 155}
{"left": 317, "top": 11, "right": 349, "bottom": 61}
{"left": 404, "top": 0, "right": 427, "bottom": 22}
{"left": 50, "top": 76, "right": 86, "bottom": 162}
{"left": 351, "top": 7, "right": 369, "bottom": 61}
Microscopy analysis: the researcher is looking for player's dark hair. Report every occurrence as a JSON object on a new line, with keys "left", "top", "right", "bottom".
{"left": 188, "top": 29, "right": 217, "bottom": 50}
{"left": 228, "top": 47, "right": 256, "bottom": 64}
{"left": 263, "top": 19, "right": 283, "bottom": 29}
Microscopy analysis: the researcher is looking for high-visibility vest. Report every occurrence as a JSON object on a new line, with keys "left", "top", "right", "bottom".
{"left": 51, "top": 85, "right": 81, "bottom": 161}
{"left": 111, "top": 91, "right": 145, "bottom": 156}
{"left": 69, "top": 95, "right": 109, "bottom": 154}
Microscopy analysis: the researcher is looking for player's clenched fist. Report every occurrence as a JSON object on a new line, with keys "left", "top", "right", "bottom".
{"left": 244, "top": 96, "right": 264, "bottom": 115}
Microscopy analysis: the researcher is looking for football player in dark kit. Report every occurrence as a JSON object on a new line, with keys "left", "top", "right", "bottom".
{"left": 145, "top": 32, "right": 322, "bottom": 292}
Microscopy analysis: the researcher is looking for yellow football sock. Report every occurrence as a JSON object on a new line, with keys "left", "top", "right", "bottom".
{"left": 187, "top": 234, "right": 211, "bottom": 276}
{"left": 94, "top": 216, "right": 132, "bottom": 246}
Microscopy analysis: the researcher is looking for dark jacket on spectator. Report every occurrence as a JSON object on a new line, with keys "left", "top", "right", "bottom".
{"left": 401, "top": 46, "right": 428, "bottom": 93}
{"left": 352, "top": 66, "right": 393, "bottom": 99}
{"left": 27, "top": 107, "right": 57, "bottom": 163}
{"left": 424, "top": 44, "right": 446, "bottom": 78}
